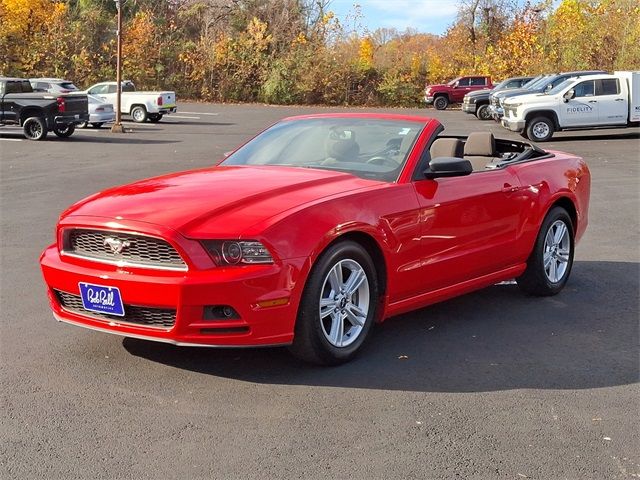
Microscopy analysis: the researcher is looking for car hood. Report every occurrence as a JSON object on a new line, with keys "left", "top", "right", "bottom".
{"left": 62, "top": 166, "right": 381, "bottom": 237}
{"left": 425, "top": 84, "right": 448, "bottom": 90}
{"left": 465, "top": 88, "right": 493, "bottom": 98}
{"left": 504, "top": 93, "right": 560, "bottom": 105}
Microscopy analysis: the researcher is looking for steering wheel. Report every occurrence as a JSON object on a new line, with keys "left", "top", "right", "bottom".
{"left": 366, "top": 156, "right": 399, "bottom": 168}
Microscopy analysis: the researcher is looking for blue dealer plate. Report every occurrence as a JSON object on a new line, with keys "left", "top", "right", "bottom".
{"left": 78, "top": 282, "right": 125, "bottom": 317}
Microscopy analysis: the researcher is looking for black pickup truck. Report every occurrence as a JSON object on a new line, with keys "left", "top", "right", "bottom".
{"left": 0, "top": 77, "right": 89, "bottom": 140}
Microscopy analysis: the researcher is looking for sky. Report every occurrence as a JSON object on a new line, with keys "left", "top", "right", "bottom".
{"left": 329, "top": 0, "right": 461, "bottom": 36}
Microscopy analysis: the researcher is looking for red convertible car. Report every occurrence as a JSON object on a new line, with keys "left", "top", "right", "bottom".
{"left": 40, "top": 114, "right": 590, "bottom": 364}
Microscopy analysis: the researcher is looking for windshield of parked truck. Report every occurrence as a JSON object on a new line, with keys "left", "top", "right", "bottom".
{"left": 523, "top": 75, "right": 545, "bottom": 89}
{"left": 546, "top": 79, "right": 575, "bottom": 95}
{"left": 447, "top": 77, "right": 462, "bottom": 86}
{"left": 527, "top": 76, "right": 553, "bottom": 90}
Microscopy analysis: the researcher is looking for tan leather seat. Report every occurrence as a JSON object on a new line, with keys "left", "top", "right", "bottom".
{"left": 429, "top": 138, "right": 464, "bottom": 160}
{"left": 463, "top": 132, "right": 496, "bottom": 171}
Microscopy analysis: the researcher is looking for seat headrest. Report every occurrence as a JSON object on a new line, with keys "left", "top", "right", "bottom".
{"left": 326, "top": 130, "right": 359, "bottom": 161}
{"left": 429, "top": 138, "right": 464, "bottom": 159}
{"left": 463, "top": 132, "right": 496, "bottom": 156}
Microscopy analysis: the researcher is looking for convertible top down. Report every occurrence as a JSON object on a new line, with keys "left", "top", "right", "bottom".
{"left": 40, "top": 113, "right": 590, "bottom": 364}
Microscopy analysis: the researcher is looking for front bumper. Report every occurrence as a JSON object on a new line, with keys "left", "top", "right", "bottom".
{"left": 489, "top": 105, "right": 504, "bottom": 121}
{"left": 461, "top": 101, "right": 476, "bottom": 114}
{"left": 501, "top": 118, "right": 525, "bottom": 132}
{"left": 40, "top": 225, "right": 307, "bottom": 347}
{"left": 424, "top": 95, "right": 434, "bottom": 105}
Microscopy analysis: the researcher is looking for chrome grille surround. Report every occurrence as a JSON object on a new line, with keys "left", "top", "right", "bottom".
{"left": 61, "top": 228, "right": 187, "bottom": 271}
{"left": 54, "top": 290, "right": 176, "bottom": 329}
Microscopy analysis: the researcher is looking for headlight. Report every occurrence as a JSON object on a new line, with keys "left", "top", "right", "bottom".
{"left": 201, "top": 240, "right": 274, "bottom": 265}
{"left": 505, "top": 102, "right": 523, "bottom": 108}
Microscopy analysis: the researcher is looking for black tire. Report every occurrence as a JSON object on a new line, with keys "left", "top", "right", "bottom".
{"left": 53, "top": 124, "right": 76, "bottom": 138}
{"left": 91, "top": 122, "right": 104, "bottom": 128}
{"left": 526, "top": 116, "right": 554, "bottom": 142}
{"left": 433, "top": 96, "right": 449, "bottom": 110}
{"left": 131, "top": 105, "right": 148, "bottom": 123}
{"left": 517, "top": 206, "right": 575, "bottom": 296}
{"left": 476, "top": 104, "right": 491, "bottom": 120}
{"left": 289, "top": 240, "right": 379, "bottom": 365}
{"left": 148, "top": 114, "right": 163, "bottom": 123}
{"left": 22, "top": 117, "right": 47, "bottom": 141}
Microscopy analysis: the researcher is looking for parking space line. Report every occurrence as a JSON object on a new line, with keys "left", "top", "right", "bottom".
{"left": 170, "top": 115, "right": 201, "bottom": 119}
{"left": 0, "top": 138, "right": 23, "bottom": 142}
{"left": 180, "top": 111, "right": 219, "bottom": 116}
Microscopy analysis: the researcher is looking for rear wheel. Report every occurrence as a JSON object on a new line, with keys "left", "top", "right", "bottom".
{"left": 526, "top": 116, "right": 554, "bottom": 142}
{"left": 131, "top": 105, "right": 148, "bottom": 123}
{"left": 476, "top": 104, "right": 492, "bottom": 120}
{"left": 433, "top": 96, "right": 449, "bottom": 110}
{"left": 91, "top": 122, "right": 104, "bottom": 128}
{"left": 517, "top": 206, "right": 574, "bottom": 296}
{"left": 148, "top": 114, "right": 163, "bottom": 123}
{"left": 53, "top": 124, "right": 76, "bottom": 138}
{"left": 22, "top": 117, "right": 47, "bottom": 141}
{"left": 289, "top": 241, "right": 379, "bottom": 365}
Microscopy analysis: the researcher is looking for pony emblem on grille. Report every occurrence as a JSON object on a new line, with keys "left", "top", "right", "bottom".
{"left": 103, "top": 237, "right": 131, "bottom": 255}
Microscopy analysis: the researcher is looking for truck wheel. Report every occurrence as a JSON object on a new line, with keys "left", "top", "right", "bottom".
{"left": 53, "top": 124, "right": 76, "bottom": 138}
{"left": 131, "top": 106, "right": 148, "bottom": 123}
{"left": 148, "top": 114, "right": 163, "bottom": 123}
{"left": 23, "top": 117, "right": 47, "bottom": 141}
{"left": 91, "top": 122, "right": 104, "bottom": 129}
{"left": 476, "top": 104, "right": 491, "bottom": 120}
{"left": 526, "top": 116, "right": 554, "bottom": 142}
{"left": 433, "top": 96, "right": 449, "bottom": 110}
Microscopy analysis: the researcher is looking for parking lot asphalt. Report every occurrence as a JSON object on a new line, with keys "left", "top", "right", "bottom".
{"left": 1, "top": 103, "right": 639, "bottom": 479}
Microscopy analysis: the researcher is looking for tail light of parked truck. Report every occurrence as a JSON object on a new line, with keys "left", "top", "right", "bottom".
{"left": 157, "top": 96, "right": 163, "bottom": 106}
{"left": 56, "top": 97, "right": 66, "bottom": 113}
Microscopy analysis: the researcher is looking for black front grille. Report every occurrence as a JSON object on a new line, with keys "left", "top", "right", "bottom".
{"left": 64, "top": 229, "right": 186, "bottom": 270}
{"left": 54, "top": 290, "right": 176, "bottom": 329}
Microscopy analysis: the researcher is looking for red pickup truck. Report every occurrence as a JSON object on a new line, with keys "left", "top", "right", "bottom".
{"left": 424, "top": 76, "right": 493, "bottom": 110}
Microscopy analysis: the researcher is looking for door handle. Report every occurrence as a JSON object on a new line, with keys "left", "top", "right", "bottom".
{"left": 588, "top": 100, "right": 597, "bottom": 103}
{"left": 502, "top": 183, "right": 519, "bottom": 193}
{"left": 615, "top": 98, "right": 625, "bottom": 101}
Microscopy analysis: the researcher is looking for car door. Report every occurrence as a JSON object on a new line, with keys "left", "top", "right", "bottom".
{"left": 596, "top": 78, "right": 627, "bottom": 125}
{"left": 560, "top": 79, "right": 600, "bottom": 127}
{"left": 412, "top": 167, "right": 530, "bottom": 293}
{"left": 452, "top": 77, "right": 472, "bottom": 102}
{"left": 1, "top": 80, "right": 22, "bottom": 123}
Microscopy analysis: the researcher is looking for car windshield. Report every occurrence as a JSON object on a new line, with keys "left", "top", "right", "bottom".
{"left": 523, "top": 75, "right": 544, "bottom": 88}
{"left": 446, "top": 77, "right": 461, "bottom": 86}
{"left": 546, "top": 79, "right": 575, "bottom": 95}
{"left": 88, "top": 94, "right": 106, "bottom": 104}
{"left": 60, "top": 82, "right": 79, "bottom": 90}
{"left": 526, "top": 75, "right": 552, "bottom": 90}
{"left": 220, "top": 118, "right": 424, "bottom": 182}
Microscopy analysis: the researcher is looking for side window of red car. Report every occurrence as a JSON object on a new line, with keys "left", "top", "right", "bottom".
{"left": 470, "top": 77, "right": 486, "bottom": 86}
{"left": 457, "top": 78, "right": 471, "bottom": 87}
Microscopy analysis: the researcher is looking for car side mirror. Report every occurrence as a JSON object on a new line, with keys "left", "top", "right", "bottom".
{"left": 424, "top": 157, "right": 473, "bottom": 179}
{"left": 453, "top": 81, "right": 460, "bottom": 88}
{"left": 563, "top": 89, "right": 575, "bottom": 103}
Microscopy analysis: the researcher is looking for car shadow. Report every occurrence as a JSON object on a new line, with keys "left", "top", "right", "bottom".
{"left": 123, "top": 261, "right": 639, "bottom": 393}
{"left": 67, "top": 136, "right": 181, "bottom": 145}
{"left": 547, "top": 131, "right": 640, "bottom": 142}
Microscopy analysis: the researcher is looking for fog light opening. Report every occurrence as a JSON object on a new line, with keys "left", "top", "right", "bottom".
{"left": 203, "top": 305, "right": 240, "bottom": 320}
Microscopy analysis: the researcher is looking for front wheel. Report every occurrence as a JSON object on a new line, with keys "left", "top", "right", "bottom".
{"left": 517, "top": 206, "right": 574, "bottom": 296}
{"left": 131, "top": 105, "right": 148, "bottom": 123}
{"left": 476, "top": 104, "right": 492, "bottom": 120}
{"left": 53, "top": 124, "right": 76, "bottom": 138}
{"left": 289, "top": 241, "right": 379, "bottom": 365}
{"left": 433, "top": 96, "right": 449, "bottom": 110}
{"left": 526, "top": 116, "right": 554, "bottom": 142}
{"left": 23, "top": 117, "right": 47, "bottom": 140}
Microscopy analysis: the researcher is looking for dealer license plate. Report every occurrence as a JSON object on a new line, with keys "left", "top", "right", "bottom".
{"left": 78, "top": 282, "right": 125, "bottom": 316}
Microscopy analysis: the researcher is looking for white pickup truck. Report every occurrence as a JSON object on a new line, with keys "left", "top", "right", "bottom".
{"left": 84, "top": 81, "right": 177, "bottom": 123}
{"left": 502, "top": 71, "right": 639, "bottom": 141}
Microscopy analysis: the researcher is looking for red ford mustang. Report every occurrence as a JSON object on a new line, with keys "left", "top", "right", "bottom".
{"left": 40, "top": 113, "right": 590, "bottom": 364}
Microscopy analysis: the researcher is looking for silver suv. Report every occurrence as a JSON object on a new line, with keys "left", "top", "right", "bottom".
{"left": 29, "top": 78, "right": 80, "bottom": 94}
